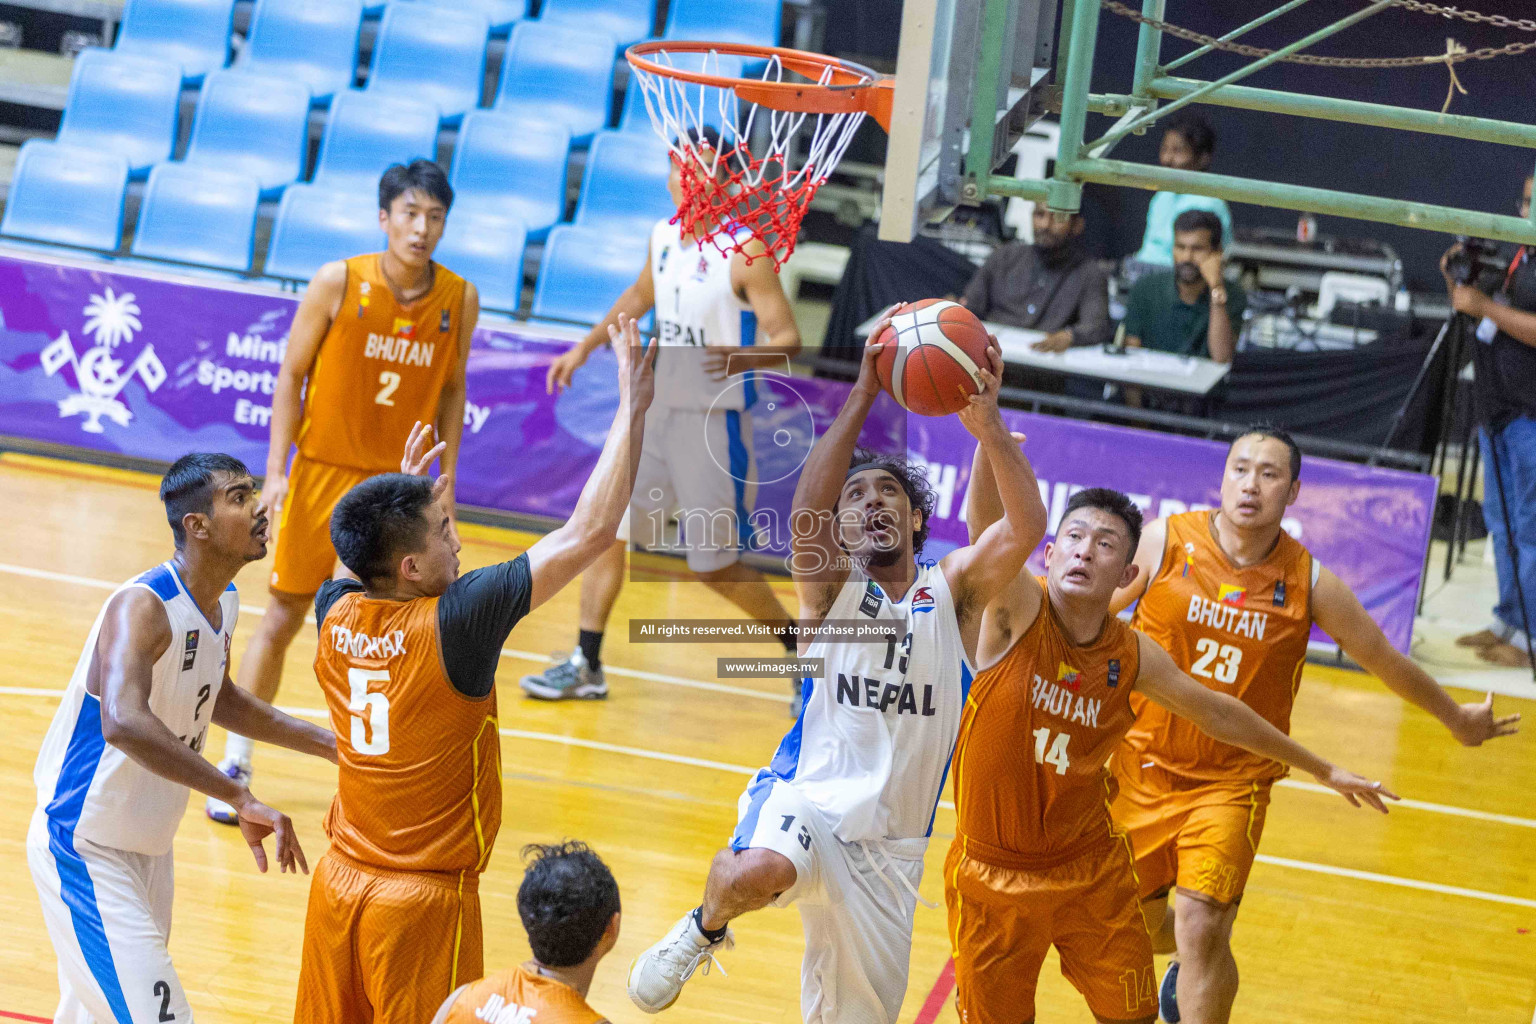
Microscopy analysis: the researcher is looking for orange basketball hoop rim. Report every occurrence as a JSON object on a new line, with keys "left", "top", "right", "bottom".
{"left": 626, "top": 40, "right": 894, "bottom": 132}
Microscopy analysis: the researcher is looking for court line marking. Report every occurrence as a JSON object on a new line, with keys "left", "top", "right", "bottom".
{"left": 3, "top": 687, "right": 1533, "bottom": 911}
{"left": 0, "top": 1010, "right": 51, "bottom": 1023}
{"left": 2, "top": 560, "right": 1533, "bottom": 825}
{"left": 912, "top": 959, "right": 957, "bottom": 1024}
{"left": 0, "top": 561, "right": 791, "bottom": 705}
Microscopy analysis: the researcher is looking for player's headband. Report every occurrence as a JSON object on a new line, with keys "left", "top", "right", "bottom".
{"left": 845, "top": 462, "right": 886, "bottom": 479}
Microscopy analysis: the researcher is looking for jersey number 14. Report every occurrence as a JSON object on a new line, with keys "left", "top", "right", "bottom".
{"left": 1032, "top": 727, "right": 1071, "bottom": 775}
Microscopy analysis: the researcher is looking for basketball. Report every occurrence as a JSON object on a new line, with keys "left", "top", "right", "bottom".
{"left": 870, "top": 299, "right": 992, "bottom": 417}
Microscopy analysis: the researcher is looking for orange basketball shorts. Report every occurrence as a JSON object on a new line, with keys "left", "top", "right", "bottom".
{"left": 945, "top": 836, "right": 1157, "bottom": 1024}
{"left": 1109, "top": 748, "right": 1273, "bottom": 906}
{"left": 270, "top": 454, "right": 372, "bottom": 596}
{"left": 293, "top": 849, "right": 483, "bottom": 1024}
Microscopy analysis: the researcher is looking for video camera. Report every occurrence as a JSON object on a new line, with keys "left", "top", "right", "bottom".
{"left": 1445, "top": 236, "right": 1504, "bottom": 286}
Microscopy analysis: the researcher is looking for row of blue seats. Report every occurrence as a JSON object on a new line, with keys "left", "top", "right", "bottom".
{"left": 1, "top": 124, "right": 672, "bottom": 319}
{"left": 113, "top": 0, "right": 778, "bottom": 91}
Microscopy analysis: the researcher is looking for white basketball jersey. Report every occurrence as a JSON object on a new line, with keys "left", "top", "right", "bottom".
{"left": 759, "top": 561, "right": 973, "bottom": 843}
{"left": 35, "top": 562, "right": 237, "bottom": 856}
{"left": 649, "top": 218, "right": 757, "bottom": 410}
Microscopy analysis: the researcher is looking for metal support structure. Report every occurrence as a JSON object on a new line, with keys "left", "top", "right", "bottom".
{"left": 1089, "top": 0, "right": 1395, "bottom": 157}
{"left": 1047, "top": 0, "right": 1101, "bottom": 212}
{"left": 1160, "top": 0, "right": 1318, "bottom": 74}
{"left": 964, "top": 0, "right": 1017, "bottom": 191}
{"left": 1129, "top": 0, "right": 1165, "bottom": 99}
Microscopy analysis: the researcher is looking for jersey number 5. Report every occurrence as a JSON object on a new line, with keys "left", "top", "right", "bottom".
{"left": 1191, "top": 637, "right": 1243, "bottom": 684}
{"left": 347, "top": 668, "right": 391, "bottom": 755}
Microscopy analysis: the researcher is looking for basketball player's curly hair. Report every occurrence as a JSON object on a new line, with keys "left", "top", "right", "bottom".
{"left": 518, "top": 841, "right": 622, "bottom": 968}
{"left": 842, "top": 447, "right": 939, "bottom": 556}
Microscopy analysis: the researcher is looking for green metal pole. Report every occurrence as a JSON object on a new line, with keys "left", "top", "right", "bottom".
{"left": 964, "top": 0, "right": 1015, "bottom": 188}
{"left": 1146, "top": 76, "right": 1536, "bottom": 149}
{"left": 1048, "top": 0, "right": 1103, "bottom": 212}
{"left": 1088, "top": 0, "right": 1395, "bottom": 156}
{"left": 986, "top": 158, "right": 1536, "bottom": 246}
{"left": 1161, "top": 0, "right": 1317, "bottom": 74}
{"left": 1130, "top": 0, "right": 1165, "bottom": 99}
{"left": 1055, "top": 0, "right": 1079, "bottom": 85}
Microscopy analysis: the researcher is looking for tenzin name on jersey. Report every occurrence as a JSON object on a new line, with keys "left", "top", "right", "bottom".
{"left": 1186, "top": 594, "right": 1269, "bottom": 640}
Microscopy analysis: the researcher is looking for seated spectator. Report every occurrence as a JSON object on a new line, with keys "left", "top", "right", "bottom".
{"left": 960, "top": 203, "right": 1112, "bottom": 352}
{"left": 1123, "top": 209, "right": 1245, "bottom": 363}
{"left": 1131, "top": 112, "right": 1234, "bottom": 267}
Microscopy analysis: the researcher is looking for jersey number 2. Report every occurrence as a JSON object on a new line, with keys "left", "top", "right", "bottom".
{"left": 347, "top": 668, "right": 391, "bottom": 755}
{"left": 375, "top": 371, "right": 401, "bottom": 406}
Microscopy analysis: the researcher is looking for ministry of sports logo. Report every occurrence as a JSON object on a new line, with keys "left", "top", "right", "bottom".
{"left": 38, "top": 288, "right": 165, "bottom": 433}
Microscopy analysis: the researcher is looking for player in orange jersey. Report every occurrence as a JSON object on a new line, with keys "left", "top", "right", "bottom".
{"left": 208, "top": 160, "right": 481, "bottom": 823}
{"left": 292, "top": 316, "right": 655, "bottom": 1023}
{"left": 1108, "top": 427, "right": 1519, "bottom": 1024}
{"left": 430, "top": 841, "right": 620, "bottom": 1024}
{"left": 951, "top": 465, "right": 1395, "bottom": 1024}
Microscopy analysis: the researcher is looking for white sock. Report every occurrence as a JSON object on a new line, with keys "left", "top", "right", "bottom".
{"left": 224, "top": 733, "right": 254, "bottom": 767}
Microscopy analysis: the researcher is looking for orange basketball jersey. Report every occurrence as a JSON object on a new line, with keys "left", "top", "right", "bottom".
{"left": 443, "top": 965, "right": 606, "bottom": 1024}
{"left": 952, "top": 578, "right": 1142, "bottom": 867}
{"left": 315, "top": 590, "right": 500, "bottom": 874}
{"left": 297, "top": 253, "right": 466, "bottom": 472}
{"left": 1126, "top": 510, "right": 1315, "bottom": 781}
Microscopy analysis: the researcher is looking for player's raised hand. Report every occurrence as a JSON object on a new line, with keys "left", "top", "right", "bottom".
{"left": 400, "top": 421, "right": 447, "bottom": 477}
{"left": 1315, "top": 765, "right": 1399, "bottom": 814}
{"left": 233, "top": 792, "right": 310, "bottom": 875}
{"left": 610, "top": 312, "right": 658, "bottom": 412}
{"left": 546, "top": 346, "right": 588, "bottom": 395}
{"left": 857, "top": 314, "right": 893, "bottom": 398}
{"left": 259, "top": 471, "right": 288, "bottom": 530}
{"left": 956, "top": 335, "right": 1005, "bottom": 439}
{"left": 1450, "top": 692, "right": 1521, "bottom": 746}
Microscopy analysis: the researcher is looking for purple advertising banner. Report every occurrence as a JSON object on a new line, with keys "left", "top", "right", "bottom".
{"left": 0, "top": 253, "right": 1434, "bottom": 651}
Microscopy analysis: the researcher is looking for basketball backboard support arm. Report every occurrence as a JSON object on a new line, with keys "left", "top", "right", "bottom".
{"left": 976, "top": 0, "right": 1536, "bottom": 246}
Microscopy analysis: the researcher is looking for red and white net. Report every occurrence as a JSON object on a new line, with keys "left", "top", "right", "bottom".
{"left": 628, "top": 47, "right": 871, "bottom": 270}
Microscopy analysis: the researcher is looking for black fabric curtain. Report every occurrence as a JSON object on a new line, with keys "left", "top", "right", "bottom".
{"left": 1215, "top": 330, "right": 1446, "bottom": 452}
{"left": 821, "top": 226, "right": 979, "bottom": 358}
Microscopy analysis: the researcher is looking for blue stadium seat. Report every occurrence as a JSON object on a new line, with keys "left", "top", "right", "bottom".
{"left": 240, "top": 0, "right": 362, "bottom": 104}
{"left": 130, "top": 163, "right": 260, "bottom": 272}
{"left": 540, "top": 0, "right": 654, "bottom": 49}
{"left": 434, "top": 196, "right": 527, "bottom": 313}
{"left": 264, "top": 184, "right": 385, "bottom": 280}
{"left": 366, "top": 3, "right": 489, "bottom": 124}
{"left": 618, "top": 52, "right": 742, "bottom": 137}
{"left": 112, "top": 0, "right": 234, "bottom": 82}
{"left": 531, "top": 224, "right": 647, "bottom": 325}
{"left": 56, "top": 49, "right": 182, "bottom": 177}
{"left": 413, "top": 0, "right": 525, "bottom": 35}
{"left": 450, "top": 110, "right": 568, "bottom": 243}
{"left": 494, "top": 22, "right": 616, "bottom": 145}
{"left": 0, "top": 141, "right": 129, "bottom": 251}
{"left": 573, "top": 130, "right": 673, "bottom": 239}
{"left": 662, "top": 0, "right": 779, "bottom": 47}
{"left": 182, "top": 70, "right": 310, "bottom": 196}
{"left": 311, "top": 89, "right": 441, "bottom": 191}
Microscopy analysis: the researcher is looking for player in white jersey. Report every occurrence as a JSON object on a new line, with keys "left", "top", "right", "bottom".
{"left": 28, "top": 453, "right": 337, "bottom": 1023}
{"left": 627, "top": 325, "right": 1051, "bottom": 1022}
{"left": 528, "top": 127, "right": 805, "bottom": 710}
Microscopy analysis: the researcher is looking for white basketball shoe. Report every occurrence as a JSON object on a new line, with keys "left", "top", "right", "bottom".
{"left": 627, "top": 909, "right": 734, "bottom": 1013}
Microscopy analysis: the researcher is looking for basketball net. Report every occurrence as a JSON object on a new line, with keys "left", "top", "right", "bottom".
{"left": 627, "top": 44, "right": 888, "bottom": 270}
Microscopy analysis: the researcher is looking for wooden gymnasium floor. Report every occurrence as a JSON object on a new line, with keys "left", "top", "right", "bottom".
{"left": 0, "top": 450, "right": 1533, "bottom": 1024}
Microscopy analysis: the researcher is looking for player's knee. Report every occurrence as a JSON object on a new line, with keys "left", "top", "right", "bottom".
{"left": 1173, "top": 894, "right": 1232, "bottom": 959}
{"left": 260, "top": 590, "right": 312, "bottom": 639}
{"left": 723, "top": 847, "right": 796, "bottom": 900}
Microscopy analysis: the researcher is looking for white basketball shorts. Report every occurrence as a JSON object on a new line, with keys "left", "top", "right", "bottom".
{"left": 730, "top": 775, "right": 928, "bottom": 1024}
{"left": 27, "top": 808, "right": 191, "bottom": 1024}
{"left": 618, "top": 408, "right": 757, "bottom": 573}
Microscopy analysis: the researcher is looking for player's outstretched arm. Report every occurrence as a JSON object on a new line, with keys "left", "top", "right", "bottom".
{"left": 547, "top": 244, "right": 656, "bottom": 394}
{"left": 526, "top": 314, "right": 658, "bottom": 611}
{"left": 210, "top": 670, "right": 336, "bottom": 764}
{"left": 264, "top": 260, "right": 347, "bottom": 518}
{"left": 790, "top": 320, "right": 888, "bottom": 614}
{"left": 93, "top": 590, "right": 310, "bottom": 873}
{"left": 432, "top": 280, "right": 480, "bottom": 522}
{"left": 942, "top": 337, "right": 1048, "bottom": 611}
{"left": 1133, "top": 633, "right": 1400, "bottom": 812}
{"left": 1313, "top": 566, "right": 1520, "bottom": 746}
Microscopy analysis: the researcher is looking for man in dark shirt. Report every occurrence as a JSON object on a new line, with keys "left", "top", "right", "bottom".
{"left": 1123, "top": 209, "right": 1245, "bottom": 363}
{"left": 1444, "top": 175, "right": 1536, "bottom": 670}
{"left": 961, "top": 204, "right": 1112, "bottom": 352}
